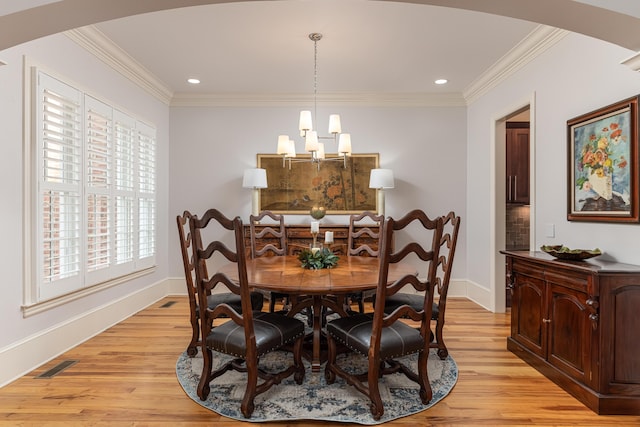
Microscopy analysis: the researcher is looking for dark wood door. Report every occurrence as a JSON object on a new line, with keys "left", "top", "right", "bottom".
{"left": 506, "top": 124, "right": 530, "bottom": 204}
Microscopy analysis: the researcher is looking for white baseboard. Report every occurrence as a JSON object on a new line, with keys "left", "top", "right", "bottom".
{"left": 166, "top": 276, "right": 187, "bottom": 295}
{"left": 463, "top": 279, "right": 493, "bottom": 311}
{"left": 0, "top": 279, "right": 169, "bottom": 388}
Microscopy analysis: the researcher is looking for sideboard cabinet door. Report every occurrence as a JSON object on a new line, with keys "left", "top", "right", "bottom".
{"left": 547, "top": 283, "right": 592, "bottom": 385}
{"left": 599, "top": 276, "right": 640, "bottom": 396}
{"left": 512, "top": 270, "right": 546, "bottom": 358}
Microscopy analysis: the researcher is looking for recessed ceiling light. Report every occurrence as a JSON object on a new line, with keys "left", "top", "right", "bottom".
{"left": 187, "top": 78, "right": 200, "bottom": 84}
{"left": 434, "top": 79, "right": 448, "bottom": 85}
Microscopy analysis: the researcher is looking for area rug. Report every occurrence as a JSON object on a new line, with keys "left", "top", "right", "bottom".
{"left": 176, "top": 347, "right": 457, "bottom": 424}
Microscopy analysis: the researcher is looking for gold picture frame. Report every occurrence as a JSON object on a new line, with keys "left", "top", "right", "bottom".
{"left": 257, "top": 153, "right": 380, "bottom": 214}
{"left": 567, "top": 95, "right": 639, "bottom": 222}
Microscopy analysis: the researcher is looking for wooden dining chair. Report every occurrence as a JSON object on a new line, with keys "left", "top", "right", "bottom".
{"left": 249, "top": 210, "right": 290, "bottom": 312}
{"left": 176, "top": 211, "right": 264, "bottom": 357}
{"left": 324, "top": 209, "right": 444, "bottom": 420}
{"left": 345, "top": 211, "right": 384, "bottom": 313}
{"left": 190, "top": 209, "right": 305, "bottom": 418}
{"left": 382, "top": 211, "right": 461, "bottom": 359}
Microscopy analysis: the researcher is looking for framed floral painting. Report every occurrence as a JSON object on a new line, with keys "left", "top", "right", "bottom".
{"left": 567, "top": 95, "right": 639, "bottom": 222}
{"left": 256, "top": 153, "right": 379, "bottom": 215}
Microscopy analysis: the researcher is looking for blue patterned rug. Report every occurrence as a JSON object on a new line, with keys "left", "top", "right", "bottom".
{"left": 176, "top": 347, "right": 457, "bottom": 424}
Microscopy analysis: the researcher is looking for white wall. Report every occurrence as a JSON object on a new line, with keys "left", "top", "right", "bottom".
{"left": 168, "top": 105, "right": 468, "bottom": 281}
{"left": 466, "top": 32, "right": 640, "bottom": 310}
{"left": 0, "top": 33, "right": 170, "bottom": 378}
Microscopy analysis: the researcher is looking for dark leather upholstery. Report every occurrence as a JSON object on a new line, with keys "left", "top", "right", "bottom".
{"left": 207, "top": 312, "right": 305, "bottom": 358}
{"left": 204, "top": 292, "right": 264, "bottom": 314}
{"left": 382, "top": 294, "right": 439, "bottom": 320}
{"left": 327, "top": 314, "right": 424, "bottom": 360}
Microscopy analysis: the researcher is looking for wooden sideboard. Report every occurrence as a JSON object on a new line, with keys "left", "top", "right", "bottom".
{"left": 501, "top": 250, "right": 640, "bottom": 415}
{"left": 243, "top": 223, "right": 381, "bottom": 257}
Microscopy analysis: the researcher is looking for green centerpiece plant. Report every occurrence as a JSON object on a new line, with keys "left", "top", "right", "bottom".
{"left": 298, "top": 247, "right": 339, "bottom": 270}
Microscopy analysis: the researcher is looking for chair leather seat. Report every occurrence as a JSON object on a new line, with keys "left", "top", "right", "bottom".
{"left": 382, "top": 293, "right": 439, "bottom": 320}
{"left": 326, "top": 314, "right": 425, "bottom": 360}
{"left": 206, "top": 312, "right": 305, "bottom": 358}
{"left": 200, "top": 292, "right": 264, "bottom": 314}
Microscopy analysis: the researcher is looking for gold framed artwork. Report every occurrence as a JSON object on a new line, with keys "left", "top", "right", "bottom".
{"left": 257, "top": 153, "right": 380, "bottom": 214}
{"left": 567, "top": 95, "right": 639, "bottom": 222}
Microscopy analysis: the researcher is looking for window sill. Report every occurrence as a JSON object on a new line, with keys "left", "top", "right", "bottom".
{"left": 22, "top": 266, "right": 156, "bottom": 317}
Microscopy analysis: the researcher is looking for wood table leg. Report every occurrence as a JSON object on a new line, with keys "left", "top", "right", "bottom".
{"left": 311, "top": 295, "right": 323, "bottom": 373}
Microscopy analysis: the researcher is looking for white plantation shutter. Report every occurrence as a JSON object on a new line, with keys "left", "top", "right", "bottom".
{"left": 85, "top": 96, "right": 112, "bottom": 278}
{"left": 114, "top": 111, "right": 136, "bottom": 267}
{"left": 37, "top": 73, "right": 83, "bottom": 300}
{"left": 30, "top": 69, "right": 157, "bottom": 306}
{"left": 137, "top": 123, "right": 156, "bottom": 263}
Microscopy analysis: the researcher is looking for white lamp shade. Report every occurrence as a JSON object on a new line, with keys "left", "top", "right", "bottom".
{"left": 277, "top": 135, "right": 291, "bottom": 155}
{"left": 242, "top": 168, "right": 267, "bottom": 189}
{"left": 316, "top": 142, "right": 325, "bottom": 160}
{"left": 328, "top": 114, "right": 342, "bottom": 134}
{"left": 286, "top": 139, "right": 296, "bottom": 157}
{"left": 338, "top": 133, "right": 352, "bottom": 156}
{"left": 305, "top": 130, "right": 319, "bottom": 152}
{"left": 369, "top": 169, "right": 395, "bottom": 189}
{"left": 299, "top": 110, "right": 312, "bottom": 131}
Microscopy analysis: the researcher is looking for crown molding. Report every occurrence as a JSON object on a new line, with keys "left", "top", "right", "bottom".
{"left": 64, "top": 26, "right": 174, "bottom": 105}
{"left": 64, "top": 23, "right": 567, "bottom": 109}
{"left": 170, "top": 91, "right": 467, "bottom": 108}
{"left": 464, "top": 25, "right": 569, "bottom": 104}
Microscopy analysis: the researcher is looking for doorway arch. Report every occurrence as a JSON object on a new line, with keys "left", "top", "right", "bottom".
{"left": 2, "top": 1, "right": 639, "bottom": 52}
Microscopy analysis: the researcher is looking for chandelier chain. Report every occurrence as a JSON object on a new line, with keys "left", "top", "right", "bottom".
{"left": 313, "top": 34, "right": 318, "bottom": 128}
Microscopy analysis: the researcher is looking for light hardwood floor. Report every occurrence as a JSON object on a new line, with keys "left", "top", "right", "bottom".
{"left": 1, "top": 297, "right": 639, "bottom": 426}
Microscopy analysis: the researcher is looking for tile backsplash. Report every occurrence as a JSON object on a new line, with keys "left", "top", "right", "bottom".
{"left": 506, "top": 205, "right": 530, "bottom": 250}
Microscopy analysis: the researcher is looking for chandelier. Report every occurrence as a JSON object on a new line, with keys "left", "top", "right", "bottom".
{"left": 276, "top": 33, "right": 352, "bottom": 170}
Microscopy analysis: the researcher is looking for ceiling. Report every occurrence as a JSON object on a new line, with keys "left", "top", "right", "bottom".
{"left": 2, "top": 1, "right": 640, "bottom": 102}
{"left": 93, "top": 0, "right": 538, "bottom": 98}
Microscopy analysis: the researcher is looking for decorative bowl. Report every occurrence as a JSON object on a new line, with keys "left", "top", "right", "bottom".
{"left": 310, "top": 206, "right": 326, "bottom": 219}
{"left": 540, "top": 245, "right": 602, "bottom": 261}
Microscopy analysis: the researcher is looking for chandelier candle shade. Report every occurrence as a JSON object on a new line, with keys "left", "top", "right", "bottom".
{"left": 277, "top": 33, "right": 353, "bottom": 170}
{"left": 369, "top": 168, "right": 395, "bottom": 217}
{"left": 242, "top": 168, "right": 267, "bottom": 217}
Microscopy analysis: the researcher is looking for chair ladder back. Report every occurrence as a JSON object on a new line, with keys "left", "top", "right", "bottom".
{"left": 347, "top": 211, "right": 384, "bottom": 257}
{"left": 374, "top": 210, "right": 444, "bottom": 333}
{"left": 190, "top": 209, "right": 253, "bottom": 333}
{"left": 249, "top": 210, "right": 287, "bottom": 258}
{"left": 435, "top": 211, "right": 461, "bottom": 299}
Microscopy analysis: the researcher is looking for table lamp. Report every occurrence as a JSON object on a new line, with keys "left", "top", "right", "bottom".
{"left": 369, "top": 168, "right": 394, "bottom": 217}
{"left": 243, "top": 168, "right": 268, "bottom": 217}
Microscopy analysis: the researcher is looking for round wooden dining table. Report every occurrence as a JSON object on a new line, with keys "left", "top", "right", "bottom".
{"left": 220, "top": 255, "right": 417, "bottom": 372}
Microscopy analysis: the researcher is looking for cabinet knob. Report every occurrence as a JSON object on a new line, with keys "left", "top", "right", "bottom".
{"left": 542, "top": 318, "right": 551, "bottom": 323}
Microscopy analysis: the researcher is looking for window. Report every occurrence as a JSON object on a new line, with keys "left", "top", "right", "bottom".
{"left": 30, "top": 70, "right": 156, "bottom": 305}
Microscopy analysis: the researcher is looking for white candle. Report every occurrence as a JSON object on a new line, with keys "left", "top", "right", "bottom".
{"left": 310, "top": 221, "right": 319, "bottom": 233}
{"left": 324, "top": 231, "right": 334, "bottom": 244}
{"left": 311, "top": 247, "right": 320, "bottom": 255}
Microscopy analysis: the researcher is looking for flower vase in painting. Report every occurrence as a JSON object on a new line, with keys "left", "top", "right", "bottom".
{"left": 573, "top": 116, "right": 630, "bottom": 212}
